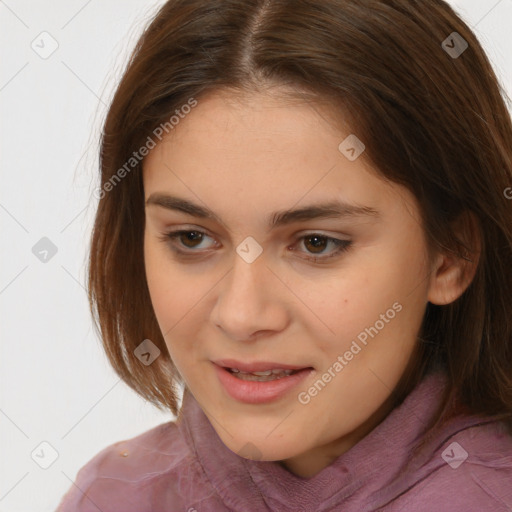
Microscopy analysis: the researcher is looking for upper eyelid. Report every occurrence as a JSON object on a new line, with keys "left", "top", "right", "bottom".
{"left": 165, "top": 227, "right": 349, "bottom": 243}
{"left": 164, "top": 222, "right": 351, "bottom": 238}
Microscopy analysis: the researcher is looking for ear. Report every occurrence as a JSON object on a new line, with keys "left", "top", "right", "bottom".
{"left": 427, "top": 211, "right": 481, "bottom": 306}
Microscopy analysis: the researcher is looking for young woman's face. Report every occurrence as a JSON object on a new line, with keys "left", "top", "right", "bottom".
{"left": 143, "top": 89, "right": 435, "bottom": 477}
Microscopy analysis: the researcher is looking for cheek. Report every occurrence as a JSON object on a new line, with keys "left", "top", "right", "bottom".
{"left": 143, "top": 236, "right": 216, "bottom": 374}
{"left": 144, "top": 236, "right": 190, "bottom": 335}
{"left": 312, "top": 240, "right": 428, "bottom": 357}
{"left": 144, "top": 259, "right": 193, "bottom": 377}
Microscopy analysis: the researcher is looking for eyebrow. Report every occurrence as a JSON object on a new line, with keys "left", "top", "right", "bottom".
{"left": 145, "top": 193, "right": 380, "bottom": 228}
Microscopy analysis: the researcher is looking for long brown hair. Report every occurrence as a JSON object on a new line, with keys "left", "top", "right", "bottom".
{"left": 88, "top": 0, "right": 512, "bottom": 448}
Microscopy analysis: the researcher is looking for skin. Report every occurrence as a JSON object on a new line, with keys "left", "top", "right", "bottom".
{"left": 143, "top": 87, "right": 476, "bottom": 478}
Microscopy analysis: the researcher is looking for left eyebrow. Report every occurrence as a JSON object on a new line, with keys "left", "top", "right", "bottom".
{"left": 270, "top": 202, "right": 380, "bottom": 227}
{"left": 145, "top": 193, "right": 381, "bottom": 229}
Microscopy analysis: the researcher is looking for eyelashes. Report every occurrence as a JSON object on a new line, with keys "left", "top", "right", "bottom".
{"left": 287, "top": 233, "right": 352, "bottom": 262}
{"left": 159, "top": 228, "right": 352, "bottom": 264}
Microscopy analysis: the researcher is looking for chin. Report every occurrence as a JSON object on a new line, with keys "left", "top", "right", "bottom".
{"left": 220, "top": 431, "right": 304, "bottom": 462}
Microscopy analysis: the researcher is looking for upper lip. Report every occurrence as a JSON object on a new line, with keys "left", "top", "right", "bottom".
{"left": 213, "top": 359, "right": 312, "bottom": 372}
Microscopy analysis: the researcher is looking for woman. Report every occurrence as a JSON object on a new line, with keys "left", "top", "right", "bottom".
{"left": 58, "top": 0, "right": 512, "bottom": 510}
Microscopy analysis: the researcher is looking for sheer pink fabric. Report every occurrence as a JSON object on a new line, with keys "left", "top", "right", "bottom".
{"left": 56, "top": 371, "right": 512, "bottom": 511}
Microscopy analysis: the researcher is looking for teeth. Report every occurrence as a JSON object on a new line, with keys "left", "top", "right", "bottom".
{"left": 233, "top": 372, "right": 290, "bottom": 382}
{"left": 229, "top": 368, "right": 295, "bottom": 376}
{"left": 228, "top": 368, "right": 297, "bottom": 381}
{"left": 272, "top": 369, "right": 294, "bottom": 376}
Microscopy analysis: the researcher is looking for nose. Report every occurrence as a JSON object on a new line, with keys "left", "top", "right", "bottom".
{"left": 210, "top": 250, "right": 289, "bottom": 341}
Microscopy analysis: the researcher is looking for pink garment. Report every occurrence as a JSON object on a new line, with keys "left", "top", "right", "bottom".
{"left": 56, "top": 371, "right": 512, "bottom": 511}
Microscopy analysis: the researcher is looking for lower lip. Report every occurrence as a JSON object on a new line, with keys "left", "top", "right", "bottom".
{"left": 213, "top": 364, "right": 314, "bottom": 404}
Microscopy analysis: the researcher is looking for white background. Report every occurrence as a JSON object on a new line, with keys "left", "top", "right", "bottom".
{"left": 1, "top": 1, "right": 511, "bottom": 510}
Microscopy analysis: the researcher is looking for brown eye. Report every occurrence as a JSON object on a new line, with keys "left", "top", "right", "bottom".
{"left": 303, "top": 235, "right": 329, "bottom": 254}
{"left": 161, "top": 229, "right": 217, "bottom": 254}
{"left": 294, "top": 233, "right": 352, "bottom": 263}
{"left": 178, "top": 231, "right": 204, "bottom": 248}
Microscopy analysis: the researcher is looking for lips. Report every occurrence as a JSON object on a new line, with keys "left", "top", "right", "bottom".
{"left": 212, "top": 361, "right": 314, "bottom": 404}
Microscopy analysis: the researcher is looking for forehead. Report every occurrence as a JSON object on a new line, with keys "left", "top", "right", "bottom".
{"left": 142, "top": 89, "right": 416, "bottom": 226}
